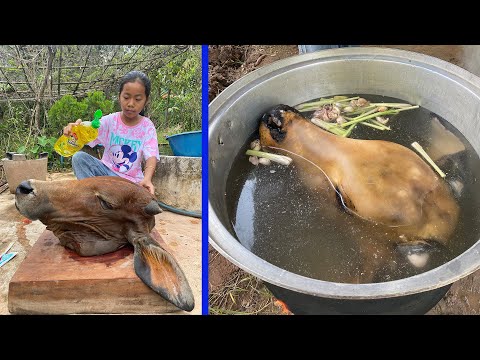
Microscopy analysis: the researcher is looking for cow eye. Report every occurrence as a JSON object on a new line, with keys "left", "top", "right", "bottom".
{"left": 98, "top": 197, "right": 114, "bottom": 210}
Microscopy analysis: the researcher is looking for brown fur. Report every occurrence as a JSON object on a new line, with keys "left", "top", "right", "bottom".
{"left": 15, "top": 176, "right": 155, "bottom": 256}
{"left": 260, "top": 107, "right": 460, "bottom": 244}
{"left": 142, "top": 245, "right": 181, "bottom": 298}
{"left": 15, "top": 176, "right": 195, "bottom": 311}
{"left": 259, "top": 106, "right": 460, "bottom": 283}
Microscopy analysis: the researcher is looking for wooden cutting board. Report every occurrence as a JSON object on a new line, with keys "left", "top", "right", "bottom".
{"left": 8, "top": 229, "right": 182, "bottom": 314}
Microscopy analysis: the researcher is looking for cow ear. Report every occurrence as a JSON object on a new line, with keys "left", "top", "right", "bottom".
{"left": 131, "top": 234, "right": 194, "bottom": 312}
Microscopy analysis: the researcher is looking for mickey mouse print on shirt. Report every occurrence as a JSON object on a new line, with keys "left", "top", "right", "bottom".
{"left": 87, "top": 112, "right": 160, "bottom": 183}
{"left": 111, "top": 144, "right": 138, "bottom": 173}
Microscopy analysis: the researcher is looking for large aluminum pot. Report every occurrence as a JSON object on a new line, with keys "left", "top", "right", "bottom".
{"left": 208, "top": 47, "right": 480, "bottom": 314}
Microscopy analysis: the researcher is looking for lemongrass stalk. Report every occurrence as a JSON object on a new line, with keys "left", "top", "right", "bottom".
{"left": 395, "top": 105, "right": 419, "bottom": 112}
{"left": 327, "top": 127, "right": 347, "bottom": 136}
{"left": 359, "top": 122, "right": 387, "bottom": 130}
{"left": 341, "top": 109, "right": 398, "bottom": 128}
{"left": 342, "top": 123, "right": 357, "bottom": 137}
{"left": 246, "top": 149, "right": 292, "bottom": 166}
{"left": 411, "top": 142, "right": 446, "bottom": 178}
{"left": 344, "top": 107, "right": 379, "bottom": 120}
{"left": 311, "top": 118, "right": 346, "bottom": 136}
{"left": 334, "top": 96, "right": 360, "bottom": 103}
{"left": 370, "top": 103, "right": 413, "bottom": 108}
{"left": 370, "top": 119, "right": 391, "bottom": 130}
{"left": 344, "top": 104, "right": 377, "bottom": 116}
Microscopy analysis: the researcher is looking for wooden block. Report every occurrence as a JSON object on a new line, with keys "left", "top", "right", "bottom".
{"left": 8, "top": 229, "right": 182, "bottom": 314}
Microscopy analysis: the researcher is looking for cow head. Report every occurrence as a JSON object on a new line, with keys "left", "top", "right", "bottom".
{"left": 15, "top": 176, "right": 194, "bottom": 312}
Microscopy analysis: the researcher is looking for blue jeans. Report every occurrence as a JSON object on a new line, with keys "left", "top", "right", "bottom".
{"left": 298, "top": 45, "right": 354, "bottom": 54}
{"left": 72, "top": 151, "right": 119, "bottom": 180}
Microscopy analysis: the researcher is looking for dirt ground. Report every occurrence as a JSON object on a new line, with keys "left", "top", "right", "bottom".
{"left": 209, "top": 44, "right": 480, "bottom": 315}
{"left": 0, "top": 171, "right": 201, "bottom": 315}
{"left": 209, "top": 45, "right": 299, "bottom": 102}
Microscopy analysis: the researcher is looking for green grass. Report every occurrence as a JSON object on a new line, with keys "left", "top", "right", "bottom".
{"left": 208, "top": 269, "right": 287, "bottom": 315}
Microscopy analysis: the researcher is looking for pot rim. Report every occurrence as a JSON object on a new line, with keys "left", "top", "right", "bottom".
{"left": 209, "top": 46, "right": 480, "bottom": 299}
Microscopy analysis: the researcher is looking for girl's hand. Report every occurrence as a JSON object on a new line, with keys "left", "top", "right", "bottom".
{"left": 63, "top": 119, "right": 82, "bottom": 136}
{"left": 139, "top": 178, "right": 155, "bottom": 195}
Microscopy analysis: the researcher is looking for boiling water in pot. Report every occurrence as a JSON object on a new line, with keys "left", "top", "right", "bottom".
{"left": 226, "top": 94, "right": 480, "bottom": 283}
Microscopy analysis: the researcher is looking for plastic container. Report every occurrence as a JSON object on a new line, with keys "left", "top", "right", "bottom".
{"left": 54, "top": 109, "right": 103, "bottom": 157}
{"left": 165, "top": 130, "right": 202, "bottom": 157}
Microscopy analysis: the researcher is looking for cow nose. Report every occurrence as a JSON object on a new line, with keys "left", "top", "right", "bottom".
{"left": 16, "top": 180, "right": 34, "bottom": 195}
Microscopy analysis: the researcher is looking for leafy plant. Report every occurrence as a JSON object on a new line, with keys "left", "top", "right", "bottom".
{"left": 148, "top": 46, "right": 201, "bottom": 132}
{"left": 0, "top": 45, "right": 199, "bottom": 169}
{"left": 46, "top": 91, "right": 114, "bottom": 136}
{"left": 0, "top": 104, "right": 32, "bottom": 157}
{"left": 17, "top": 135, "right": 59, "bottom": 168}
{"left": 82, "top": 91, "right": 114, "bottom": 119}
{"left": 156, "top": 124, "right": 183, "bottom": 145}
{"left": 47, "top": 95, "right": 87, "bottom": 135}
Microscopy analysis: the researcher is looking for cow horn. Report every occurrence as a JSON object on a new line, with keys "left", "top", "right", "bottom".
{"left": 144, "top": 200, "right": 162, "bottom": 215}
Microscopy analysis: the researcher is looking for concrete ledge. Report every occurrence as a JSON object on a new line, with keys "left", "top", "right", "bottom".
{"left": 152, "top": 156, "right": 201, "bottom": 213}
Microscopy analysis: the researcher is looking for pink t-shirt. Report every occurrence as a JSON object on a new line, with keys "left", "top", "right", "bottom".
{"left": 87, "top": 112, "right": 160, "bottom": 183}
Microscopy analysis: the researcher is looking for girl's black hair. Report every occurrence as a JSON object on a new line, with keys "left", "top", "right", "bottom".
{"left": 119, "top": 70, "right": 151, "bottom": 97}
{"left": 119, "top": 70, "right": 151, "bottom": 116}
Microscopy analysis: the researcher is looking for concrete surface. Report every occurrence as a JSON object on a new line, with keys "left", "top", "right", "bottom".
{"left": 153, "top": 155, "right": 202, "bottom": 213}
{"left": 0, "top": 171, "right": 201, "bottom": 315}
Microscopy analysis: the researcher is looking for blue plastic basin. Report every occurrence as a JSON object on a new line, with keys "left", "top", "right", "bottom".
{"left": 165, "top": 130, "right": 202, "bottom": 157}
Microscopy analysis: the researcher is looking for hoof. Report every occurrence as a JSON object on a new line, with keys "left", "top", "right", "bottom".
{"left": 396, "top": 240, "right": 449, "bottom": 269}
{"left": 372, "top": 239, "right": 451, "bottom": 283}
{"left": 397, "top": 241, "right": 433, "bottom": 268}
